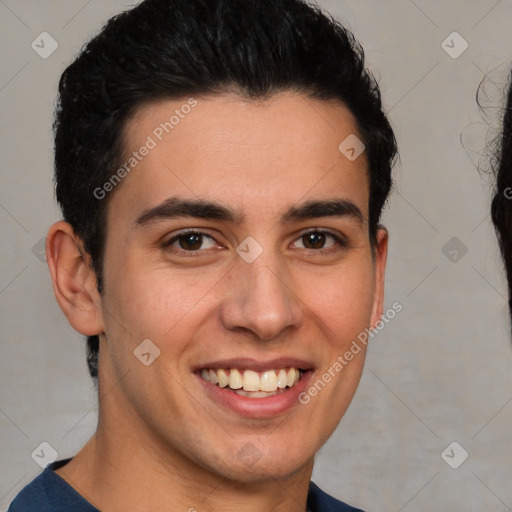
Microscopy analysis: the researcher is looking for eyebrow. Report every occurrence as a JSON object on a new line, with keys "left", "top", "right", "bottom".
{"left": 282, "top": 199, "right": 363, "bottom": 224}
{"left": 134, "top": 196, "right": 364, "bottom": 227}
{"left": 135, "top": 196, "right": 244, "bottom": 225}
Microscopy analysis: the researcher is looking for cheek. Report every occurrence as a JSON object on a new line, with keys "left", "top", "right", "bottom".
{"left": 300, "top": 262, "right": 376, "bottom": 340}
{"left": 103, "top": 262, "right": 220, "bottom": 342}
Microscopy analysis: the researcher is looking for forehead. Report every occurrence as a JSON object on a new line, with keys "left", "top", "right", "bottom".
{"left": 112, "top": 91, "right": 369, "bottom": 222}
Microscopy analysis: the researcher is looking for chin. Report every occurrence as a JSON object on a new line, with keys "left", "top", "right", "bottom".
{"left": 211, "top": 446, "right": 314, "bottom": 484}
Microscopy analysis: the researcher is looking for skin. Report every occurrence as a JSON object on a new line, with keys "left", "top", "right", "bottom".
{"left": 46, "top": 91, "right": 388, "bottom": 512}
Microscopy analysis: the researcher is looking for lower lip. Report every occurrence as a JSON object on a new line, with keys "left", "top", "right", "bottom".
{"left": 196, "top": 371, "right": 313, "bottom": 418}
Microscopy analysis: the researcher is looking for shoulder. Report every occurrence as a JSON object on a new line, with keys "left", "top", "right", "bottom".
{"left": 308, "top": 481, "right": 366, "bottom": 512}
{"left": 7, "top": 460, "right": 98, "bottom": 512}
{"left": 7, "top": 470, "right": 51, "bottom": 512}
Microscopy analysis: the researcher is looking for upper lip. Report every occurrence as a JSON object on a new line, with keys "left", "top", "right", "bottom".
{"left": 193, "top": 357, "right": 314, "bottom": 372}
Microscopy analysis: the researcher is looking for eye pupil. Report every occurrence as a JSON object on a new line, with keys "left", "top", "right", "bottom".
{"left": 303, "top": 232, "right": 325, "bottom": 249}
{"left": 179, "top": 233, "right": 202, "bottom": 250}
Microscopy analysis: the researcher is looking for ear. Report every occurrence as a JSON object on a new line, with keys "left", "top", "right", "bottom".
{"left": 46, "top": 221, "right": 104, "bottom": 336}
{"left": 369, "top": 227, "right": 388, "bottom": 328}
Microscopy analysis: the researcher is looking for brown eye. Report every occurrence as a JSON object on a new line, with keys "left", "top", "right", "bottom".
{"left": 291, "top": 229, "right": 346, "bottom": 253}
{"left": 178, "top": 233, "right": 203, "bottom": 250}
{"left": 302, "top": 232, "right": 327, "bottom": 249}
{"left": 165, "top": 231, "right": 218, "bottom": 252}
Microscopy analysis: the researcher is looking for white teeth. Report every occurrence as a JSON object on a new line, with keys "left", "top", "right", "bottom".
{"left": 200, "top": 367, "right": 304, "bottom": 394}
{"left": 208, "top": 369, "right": 218, "bottom": 384}
{"left": 217, "top": 369, "right": 229, "bottom": 387}
{"left": 260, "top": 370, "right": 278, "bottom": 392}
{"left": 234, "top": 389, "right": 283, "bottom": 398}
{"left": 229, "top": 369, "right": 243, "bottom": 389}
{"left": 286, "top": 368, "right": 296, "bottom": 387}
{"left": 242, "top": 370, "right": 260, "bottom": 391}
{"left": 277, "top": 369, "right": 287, "bottom": 389}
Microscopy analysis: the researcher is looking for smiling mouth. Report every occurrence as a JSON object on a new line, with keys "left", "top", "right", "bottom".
{"left": 199, "top": 367, "right": 306, "bottom": 398}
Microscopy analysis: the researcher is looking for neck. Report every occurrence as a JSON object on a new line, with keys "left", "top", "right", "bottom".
{"left": 55, "top": 402, "right": 314, "bottom": 512}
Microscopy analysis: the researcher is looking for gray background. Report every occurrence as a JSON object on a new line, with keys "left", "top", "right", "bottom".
{"left": 1, "top": 1, "right": 511, "bottom": 510}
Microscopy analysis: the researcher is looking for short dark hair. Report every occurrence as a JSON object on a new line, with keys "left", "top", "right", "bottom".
{"left": 53, "top": 0, "right": 398, "bottom": 381}
{"left": 491, "top": 71, "right": 512, "bottom": 329}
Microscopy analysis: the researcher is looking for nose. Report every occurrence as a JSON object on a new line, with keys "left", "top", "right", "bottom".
{"left": 219, "top": 254, "right": 303, "bottom": 341}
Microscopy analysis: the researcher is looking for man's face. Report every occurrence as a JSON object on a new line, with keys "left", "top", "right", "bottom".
{"left": 96, "top": 92, "right": 387, "bottom": 482}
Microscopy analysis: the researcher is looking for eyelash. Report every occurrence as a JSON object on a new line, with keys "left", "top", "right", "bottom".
{"left": 162, "top": 228, "right": 347, "bottom": 256}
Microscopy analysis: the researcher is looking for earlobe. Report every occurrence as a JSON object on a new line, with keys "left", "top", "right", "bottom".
{"left": 46, "top": 221, "right": 104, "bottom": 336}
{"left": 370, "top": 227, "right": 388, "bottom": 329}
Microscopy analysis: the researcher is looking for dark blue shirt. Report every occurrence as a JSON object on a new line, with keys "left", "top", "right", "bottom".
{"left": 8, "top": 459, "right": 365, "bottom": 512}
